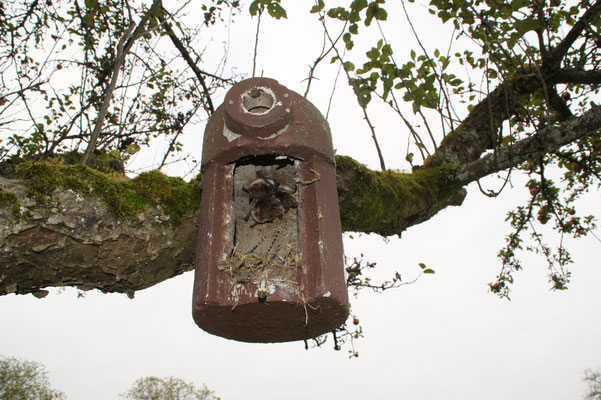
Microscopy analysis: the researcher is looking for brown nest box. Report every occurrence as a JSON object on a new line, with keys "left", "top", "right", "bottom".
{"left": 192, "top": 77, "right": 349, "bottom": 343}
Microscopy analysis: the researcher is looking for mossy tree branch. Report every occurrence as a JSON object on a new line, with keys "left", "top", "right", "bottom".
{"left": 0, "top": 156, "right": 467, "bottom": 296}
{"left": 0, "top": 162, "right": 200, "bottom": 297}
{"left": 3, "top": 88, "right": 601, "bottom": 299}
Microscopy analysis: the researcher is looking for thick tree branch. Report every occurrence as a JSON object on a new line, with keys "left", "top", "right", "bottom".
{"left": 456, "top": 105, "right": 601, "bottom": 184}
{"left": 0, "top": 156, "right": 465, "bottom": 296}
{"left": 432, "top": 74, "right": 540, "bottom": 166}
{"left": 552, "top": 69, "right": 601, "bottom": 84}
{"left": 432, "top": 65, "right": 601, "bottom": 168}
{"left": 335, "top": 156, "right": 464, "bottom": 235}
{"left": 0, "top": 176, "right": 197, "bottom": 297}
{"left": 3, "top": 96, "right": 600, "bottom": 296}
{"left": 432, "top": 0, "right": 601, "bottom": 170}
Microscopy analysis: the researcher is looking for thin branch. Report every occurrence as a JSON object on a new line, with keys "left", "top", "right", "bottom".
{"left": 158, "top": 9, "right": 217, "bottom": 114}
{"left": 157, "top": 106, "right": 200, "bottom": 169}
{"left": 252, "top": 6, "right": 262, "bottom": 77}
{"left": 398, "top": 3, "right": 456, "bottom": 140}
{"left": 375, "top": 90, "right": 429, "bottom": 161}
{"left": 325, "top": 49, "right": 344, "bottom": 120}
{"left": 303, "top": 18, "right": 347, "bottom": 98}
{"left": 373, "top": 18, "right": 438, "bottom": 152}
{"left": 82, "top": 0, "right": 162, "bottom": 165}
{"left": 14, "top": 0, "right": 40, "bottom": 31}
{"left": 476, "top": 167, "right": 513, "bottom": 198}
{"left": 534, "top": 0, "right": 548, "bottom": 61}
{"left": 546, "top": 0, "right": 601, "bottom": 67}
{"left": 81, "top": 20, "right": 135, "bottom": 165}
{"left": 319, "top": 13, "right": 386, "bottom": 171}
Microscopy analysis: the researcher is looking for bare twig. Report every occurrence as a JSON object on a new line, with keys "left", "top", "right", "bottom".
{"left": 82, "top": 0, "right": 162, "bottom": 165}
{"left": 319, "top": 13, "right": 387, "bottom": 171}
{"left": 252, "top": 6, "right": 262, "bottom": 77}
{"left": 158, "top": 8, "right": 217, "bottom": 114}
{"left": 303, "top": 19, "right": 347, "bottom": 98}
{"left": 326, "top": 47, "right": 346, "bottom": 120}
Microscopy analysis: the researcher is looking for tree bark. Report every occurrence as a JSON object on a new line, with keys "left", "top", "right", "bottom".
{"left": 0, "top": 175, "right": 197, "bottom": 297}
{"left": 3, "top": 93, "right": 601, "bottom": 299}
{"left": 3, "top": 95, "right": 601, "bottom": 296}
{"left": 0, "top": 156, "right": 466, "bottom": 296}
{"left": 4, "top": 34, "right": 601, "bottom": 297}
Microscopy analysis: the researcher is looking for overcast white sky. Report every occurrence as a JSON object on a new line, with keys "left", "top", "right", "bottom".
{"left": 1, "top": 1, "right": 601, "bottom": 399}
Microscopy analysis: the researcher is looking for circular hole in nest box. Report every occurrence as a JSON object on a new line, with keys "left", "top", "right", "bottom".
{"left": 242, "top": 88, "right": 275, "bottom": 114}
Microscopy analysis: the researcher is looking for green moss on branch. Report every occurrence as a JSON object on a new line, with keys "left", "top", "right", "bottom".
{"left": 0, "top": 187, "right": 21, "bottom": 218}
{"left": 0, "top": 187, "right": 17, "bottom": 208}
{"left": 14, "top": 161, "right": 200, "bottom": 223}
{"left": 6, "top": 157, "right": 460, "bottom": 235}
{"left": 335, "top": 155, "right": 460, "bottom": 235}
{"left": 131, "top": 170, "right": 201, "bottom": 224}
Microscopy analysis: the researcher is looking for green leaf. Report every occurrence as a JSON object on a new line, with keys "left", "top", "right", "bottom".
{"left": 515, "top": 18, "right": 539, "bottom": 34}
{"left": 327, "top": 7, "right": 349, "bottom": 20}
{"left": 351, "top": 0, "right": 368, "bottom": 10}
{"left": 343, "top": 32, "right": 354, "bottom": 50}
{"left": 249, "top": 1, "right": 260, "bottom": 16}
{"left": 382, "top": 44, "right": 393, "bottom": 58}
{"left": 267, "top": 2, "right": 287, "bottom": 19}
{"left": 419, "top": 263, "right": 427, "bottom": 269}
{"left": 367, "top": 48, "right": 380, "bottom": 61}
{"left": 375, "top": 7, "right": 387, "bottom": 21}
{"left": 310, "top": 0, "right": 325, "bottom": 13}
{"left": 423, "top": 268, "right": 435, "bottom": 274}
{"left": 83, "top": 12, "right": 95, "bottom": 28}
{"left": 84, "top": 0, "right": 98, "bottom": 9}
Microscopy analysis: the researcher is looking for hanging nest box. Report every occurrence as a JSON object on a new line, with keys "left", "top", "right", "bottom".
{"left": 192, "top": 77, "right": 349, "bottom": 343}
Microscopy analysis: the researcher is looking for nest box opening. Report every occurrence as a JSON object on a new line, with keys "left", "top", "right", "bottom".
{"left": 219, "top": 154, "right": 303, "bottom": 301}
{"left": 242, "top": 88, "right": 275, "bottom": 115}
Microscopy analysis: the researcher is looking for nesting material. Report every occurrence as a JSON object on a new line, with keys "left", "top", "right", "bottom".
{"left": 216, "top": 157, "right": 301, "bottom": 295}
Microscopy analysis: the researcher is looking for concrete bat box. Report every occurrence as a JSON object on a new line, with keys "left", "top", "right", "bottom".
{"left": 192, "top": 77, "right": 349, "bottom": 342}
